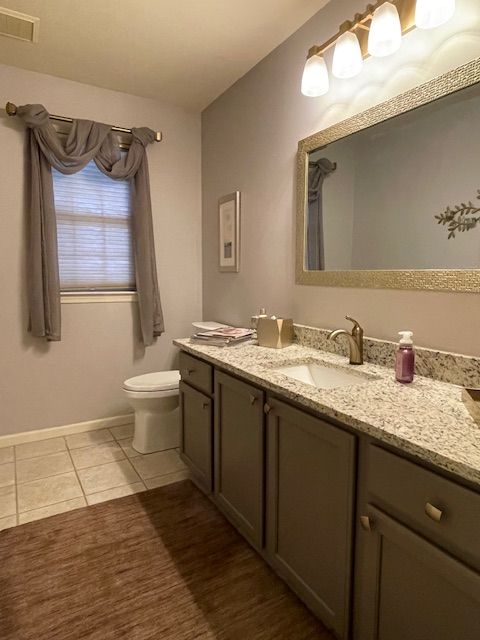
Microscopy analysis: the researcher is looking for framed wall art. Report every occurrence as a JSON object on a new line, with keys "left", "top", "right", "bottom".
{"left": 218, "top": 191, "right": 240, "bottom": 272}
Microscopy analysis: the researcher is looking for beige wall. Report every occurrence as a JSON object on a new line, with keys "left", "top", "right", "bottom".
{"left": 202, "top": 0, "right": 480, "bottom": 357}
{"left": 0, "top": 64, "right": 202, "bottom": 435}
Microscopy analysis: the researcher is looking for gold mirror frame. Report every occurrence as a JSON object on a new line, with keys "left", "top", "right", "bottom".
{"left": 296, "top": 57, "right": 480, "bottom": 292}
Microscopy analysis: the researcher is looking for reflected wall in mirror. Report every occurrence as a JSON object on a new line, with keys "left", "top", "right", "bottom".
{"left": 296, "top": 57, "right": 480, "bottom": 292}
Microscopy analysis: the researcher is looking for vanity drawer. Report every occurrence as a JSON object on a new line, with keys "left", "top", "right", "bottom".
{"left": 179, "top": 352, "right": 213, "bottom": 395}
{"left": 367, "top": 445, "right": 480, "bottom": 570}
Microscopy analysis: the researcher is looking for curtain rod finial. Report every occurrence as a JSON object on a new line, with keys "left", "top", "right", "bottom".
{"left": 6, "top": 102, "right": 17, "bottom": 116}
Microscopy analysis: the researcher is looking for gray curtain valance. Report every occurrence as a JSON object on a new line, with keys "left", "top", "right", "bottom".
{"left": 17, "top": 104, "right": 164, "bottom": 346}
{"left": 307, "top": 158, "right": 336, "bottom": 271}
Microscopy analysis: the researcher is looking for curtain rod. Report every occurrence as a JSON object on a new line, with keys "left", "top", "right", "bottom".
{"left": 5, "top": 102, "right": 163, "bottom": 142}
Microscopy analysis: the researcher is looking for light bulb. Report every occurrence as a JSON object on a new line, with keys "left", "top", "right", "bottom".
{"left": 368, "top": 2, "right": 402, "bottom": 58}
{"left": 332, "top": 31, "right": 363, "bottom": 79}
{"left": 301, "top": 55, "right": 330, "bottom": 97}
{"left": 415, "top": 0, "right": 455, "bottom": 29}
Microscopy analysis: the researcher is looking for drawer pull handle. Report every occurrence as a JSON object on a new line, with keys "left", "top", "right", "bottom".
{"left": 249, "top": 394, "right": 257, "bottom": 405}
{"left": 184, "top": 368, "right": 195, "bottom": 376}
{"left": 264, "top": 403, "right": 272, "bottom": 414}
{"left": 202, "top": 401, "right": 209, "bottom": 410}
{"left": 360, "top": 515, "right": 373, "bottom": 532}
{"left": 425, "top": 502, "right": 443, "bottom": 522}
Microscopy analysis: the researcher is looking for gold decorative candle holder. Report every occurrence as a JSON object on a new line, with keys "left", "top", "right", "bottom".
{"left": 257, "top": 318, "right": 294, "bottom": 349}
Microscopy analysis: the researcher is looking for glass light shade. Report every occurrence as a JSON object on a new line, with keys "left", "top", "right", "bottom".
{"left": 415, "top": 0, "right": 455, "bottom": 29}
{"left": 301, "top": 55, "right": 330, "bottom": 97}
{"left": 332, "top": 31, "right": 363, "bottom": 79}
{"left": 368, "top": 2, "right": 402, "bottom": 58}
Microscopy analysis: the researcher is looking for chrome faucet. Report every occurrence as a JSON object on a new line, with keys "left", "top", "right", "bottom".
{"left": 328, "top": 316, "right": 364, "bottom": 365}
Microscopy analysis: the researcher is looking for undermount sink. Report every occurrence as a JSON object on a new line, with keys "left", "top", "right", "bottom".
{"left": 274, "top": 362, "right": 374, "bottom": 390}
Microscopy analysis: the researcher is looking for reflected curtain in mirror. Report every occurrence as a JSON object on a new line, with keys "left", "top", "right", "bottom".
{"left": 307, "top": 158, "right": 336, "bottom": 270}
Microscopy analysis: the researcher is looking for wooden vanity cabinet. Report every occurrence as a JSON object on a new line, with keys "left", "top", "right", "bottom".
{"left": 265, "top": 396, "right": 356, "bottom": 639}
{"left": 354, "top": 442, "right": 480, "bottom": 640}
{"left": 179, "top": 377, "right": 213, "bottom": 493}
{"left": 356, "top": 505, "right": 480, "bottom": 640}
{"left": 214, "top": 370, "right": 265, "bottom": 549}
{"left": 178, "top": 351, "right": 480, "bottom": 640}
{"left": 179, "top": 352, "right": 215, "bottom": 493}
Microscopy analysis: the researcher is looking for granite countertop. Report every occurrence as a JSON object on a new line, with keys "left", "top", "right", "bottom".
{"left": 174, "top": 338, "right": 480, "bottom": 487}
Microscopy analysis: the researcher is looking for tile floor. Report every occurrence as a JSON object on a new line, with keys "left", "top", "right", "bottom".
{"left": 0, "top": 424, "right": 190, "bottom": 531}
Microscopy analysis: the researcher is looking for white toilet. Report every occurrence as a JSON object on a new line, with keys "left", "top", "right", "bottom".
{"left": 123, "top": 370, "right": 180, "bottom": 455}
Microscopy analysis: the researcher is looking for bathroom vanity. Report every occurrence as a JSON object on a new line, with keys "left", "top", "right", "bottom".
{"left": 174, "top": 338, "right": 480, "bottom": 640}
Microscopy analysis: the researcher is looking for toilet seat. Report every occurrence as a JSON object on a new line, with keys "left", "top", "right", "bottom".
{"left": 123, "top": 370, "right": 180, "bottom": 392}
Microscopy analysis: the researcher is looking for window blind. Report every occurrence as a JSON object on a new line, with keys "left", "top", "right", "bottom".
{"left": 52, "top": 160, "right": 135, "bottom": 292}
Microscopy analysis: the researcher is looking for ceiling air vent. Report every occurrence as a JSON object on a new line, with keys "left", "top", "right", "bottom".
{"left": 0, "top": 7, "right": 39, "bottom": 43}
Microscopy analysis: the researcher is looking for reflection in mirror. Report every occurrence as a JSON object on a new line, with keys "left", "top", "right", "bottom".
{"left": 305, "top": 83, "right": 480, "bottom": 272}
{"left": 307, "top": 158, "right": 336, "bottom": 270}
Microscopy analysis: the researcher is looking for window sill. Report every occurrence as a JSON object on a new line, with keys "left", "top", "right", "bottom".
{"left": 61, "top": 292, "right": 138, "bottom": 304}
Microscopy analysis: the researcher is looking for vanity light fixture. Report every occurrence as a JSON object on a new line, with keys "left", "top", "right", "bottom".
{"left": 332, "top": 31, "right": 363, "bottom": 79}
{"left": 301, "top": 54, "right": 330, "bottom": 96}
{"left": 415, "top": 0, "right": 456, "bottom": 30}
{"left": 301, "top": 0, "right": 456, "bottom": 97}
{"left": 368, "top": 2, "right": 402, "bottom": 57}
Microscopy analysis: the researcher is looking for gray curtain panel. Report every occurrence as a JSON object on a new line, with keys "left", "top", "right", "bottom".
{"left": 17, "top": 104, "right": 164, "bottom": 346}
{"left": 307, "top": 158, "right": 336, "bottom": 271}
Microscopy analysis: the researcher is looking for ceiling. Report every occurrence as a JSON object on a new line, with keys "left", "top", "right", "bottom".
{"left": 0, "top": 0, "right": 329, "bottom": 110}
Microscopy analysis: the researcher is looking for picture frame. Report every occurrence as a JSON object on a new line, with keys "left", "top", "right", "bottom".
{"left": 218, "top": 191, "right": 240, "bottom": 272}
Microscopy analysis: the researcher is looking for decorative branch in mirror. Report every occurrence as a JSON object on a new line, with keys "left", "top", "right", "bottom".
{"left": 435, "top": 190, "right": 480, "bottom": 239}
{"left": 296, "top": 57, "right": 480, "bottom": 293}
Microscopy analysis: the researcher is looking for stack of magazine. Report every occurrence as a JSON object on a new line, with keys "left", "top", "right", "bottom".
{"left": 190, "top": 325, "right": 255, "bottom": 347}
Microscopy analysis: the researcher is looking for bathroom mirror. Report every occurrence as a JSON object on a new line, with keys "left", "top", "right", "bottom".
{"left": 296, "top": 57, "right": 480, "bottom": 292}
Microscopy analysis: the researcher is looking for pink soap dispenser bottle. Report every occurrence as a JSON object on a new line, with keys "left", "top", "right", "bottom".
{"left": 395, "top": 331, "right": 415, "bottom": 383}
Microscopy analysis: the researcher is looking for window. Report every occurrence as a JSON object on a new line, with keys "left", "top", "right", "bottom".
{"left": 52, "top": 160, "right": 135, "bottom": 293}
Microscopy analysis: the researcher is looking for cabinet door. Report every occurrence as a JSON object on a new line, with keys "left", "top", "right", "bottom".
{"left": 214, "top": 371, "right": 265, "bottom": 549}
{"left": 179, "top": 381, "right": 212, "bottom": 493}
{"left": 266, "top": 397, "right": 355, "bottom": 639}
{"left": 358, "top": 505, "right": 480, "bottom": 640}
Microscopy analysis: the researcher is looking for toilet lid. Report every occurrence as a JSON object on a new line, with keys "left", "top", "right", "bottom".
{"left": 123, "top": 370, "right": 180, "bottom": 392}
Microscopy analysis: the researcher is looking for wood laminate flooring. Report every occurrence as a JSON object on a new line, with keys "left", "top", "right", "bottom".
{"left": 0, "top": 480, "right": 333, "bottom": 639}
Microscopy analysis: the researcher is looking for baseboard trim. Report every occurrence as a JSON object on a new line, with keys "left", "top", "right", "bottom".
{"left": 0, "top": 413, "right": 135, "bottom": 448}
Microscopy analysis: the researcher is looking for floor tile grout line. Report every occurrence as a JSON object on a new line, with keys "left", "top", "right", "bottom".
{"left": 16, "top": 439, "right": 135, "bottom": 461}
{"left": 144, "top": 470, "right": 191, "bottom": 488}
{"left": 85, "top": 480, "right": 147, "bottom": 499}
{"left": 5, "top": 469, "right": 185, "bottom": 520}
{"left": 65, "top": 429, "right": 122, "bottom": 451}
{"left": 15, "top": 443, "right": 69, "bottom": 463}
{"left": 15, "top": 442, "right": 130, "bottom": 481}
{"left": 4, "top": 424, "right": 135, "bottom": 457}
{"left": 18, "top": 496, "right": 86, "bottom": 517}
{"left": 14, "top": 434, "right": 124, "bottom": 460}
{"left": 76, "top": 457, "right": 133, "bottom": 470}
{"left": 83, "top": 476, "right": 147, "bottom": 497}
{"left": 66, "top": 441, "right": 115, "bottom": 452}
{"left": 20, "top": 449, "right": 143, "bottom": 490}
{"left": 70, "top": 454, "right": 129, "bottom": 472}
{"left": 15, "top": 439, "right": 133, "bottom": 515}
{"left": 13, "top": 434, "right": 70, "bottom": 448}
{"left": 16, "top": 467, "right": 82, "bottom": 486}
{"left": 72, "top": 453, "right": 145, "bottom": 495}
{"left": 64, "top": 439, "right": 88, "bottom": 502}
{"left": 120, "top": 455, "right": 144, "bottom": 486}
{"left": 4, "top": 427, "right": 189, "bottom": 526}
{"left": 108, "top": 426, "right": 135, "bottom": 443}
